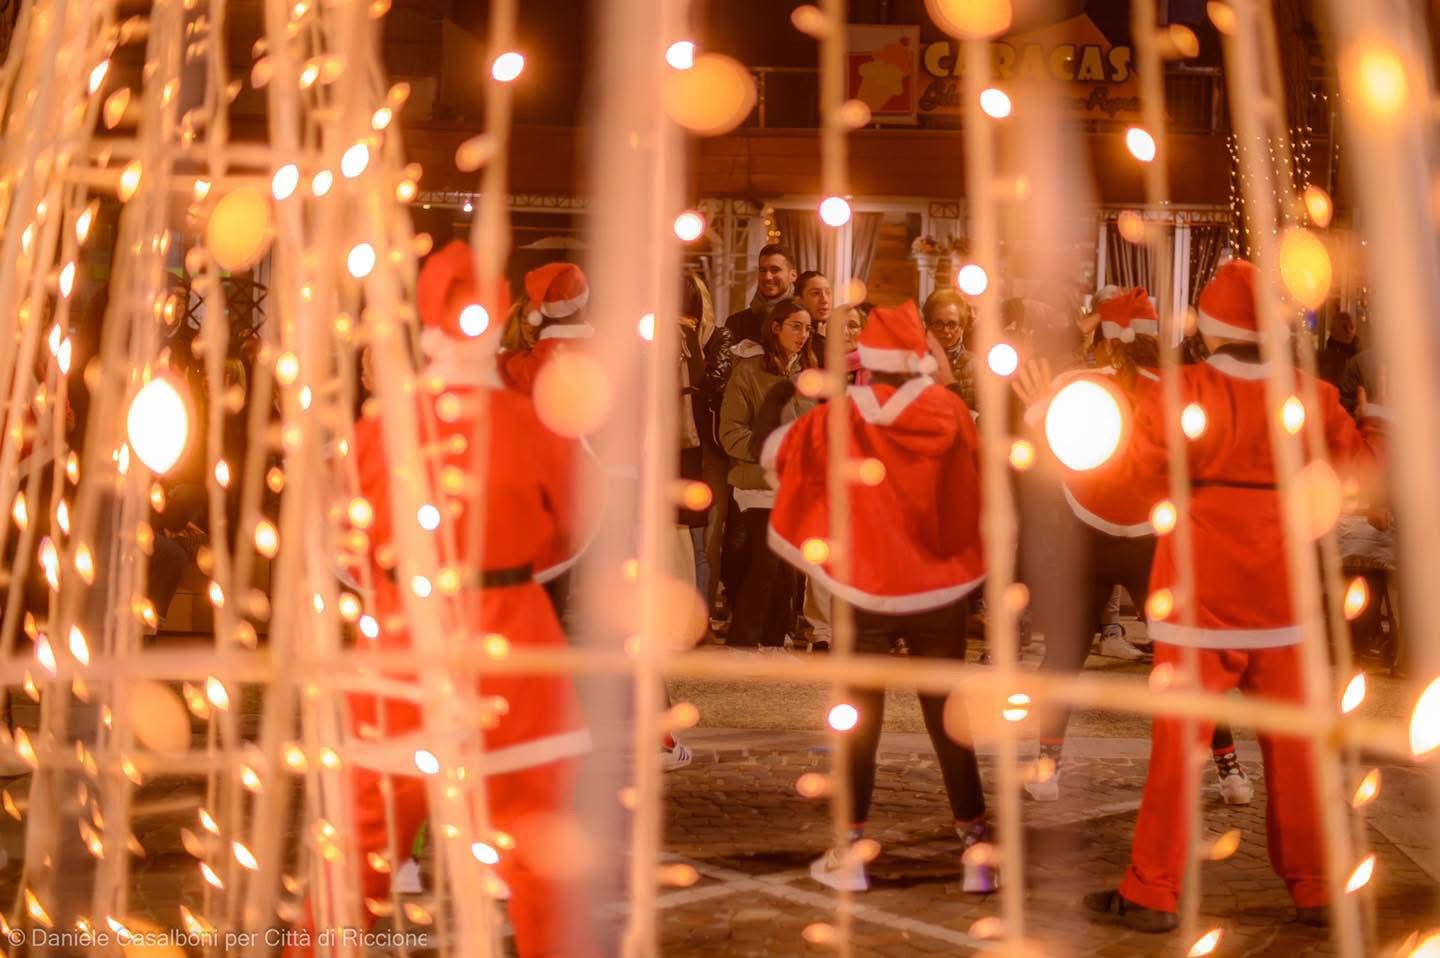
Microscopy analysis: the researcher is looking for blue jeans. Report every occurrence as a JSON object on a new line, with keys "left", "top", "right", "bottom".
{"left": 689, "top": 526, "right": 709, "bottom": 601}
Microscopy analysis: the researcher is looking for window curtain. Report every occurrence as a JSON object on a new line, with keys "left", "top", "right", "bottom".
{"left": 774, "top": 209, "right": 884, "bottom": 290}
{"left": 1103, "top": 222, "right": 1165, "bottom": 291}
{"left": 1187, "top": 225, "right": 1227, "bottom": 304}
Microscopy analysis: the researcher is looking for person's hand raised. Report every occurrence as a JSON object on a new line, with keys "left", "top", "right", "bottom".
{"left": 1011, "top": 357, "right": 1055, "bottom": 410}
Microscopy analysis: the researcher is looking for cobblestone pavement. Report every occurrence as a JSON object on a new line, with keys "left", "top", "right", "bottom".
{"left": 658, "top": 731, "right": 1439, "bottom": 957}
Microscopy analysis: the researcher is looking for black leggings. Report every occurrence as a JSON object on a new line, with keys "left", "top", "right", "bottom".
{"left": 728, "top": 507, "right": 794, "bottom": 648}
{"left": 1033, "top": 527, "right": 1235, "bottom": 754}
{"left": 844, "top": 600, "right": 986, "bottom": 825}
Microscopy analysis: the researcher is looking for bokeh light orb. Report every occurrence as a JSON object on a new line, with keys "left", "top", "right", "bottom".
{"left": 127, "top": 378, "right": 190, "bottom": 475}
{"left": 987, "top": 343, "right": 1018, "bottom": 377}
{"left": 673, "top": 210, "right": 706, "bottom": 242}
{"left": 1295, "top": 459, "right": 1342, "bottom": 540}
{"left": 1352, "top": 46, "right": 1407, "bottom": 118}
{"left": 205, "top": 187, "right": 274, "bottom": 272}
{"left": 534, "top": 351, "right": 613, "bottom": 437}
{"left": 130, "top": 680, "right": 192, "bottom": 753}
{"left": 663, "top": 53, "right": 757, "bottom": 136}
{"left": 827, "top": 703, "right": 859, "bottom": 731}
{"left": 491, "top": 51, "right": 525, "bottom": 83}
{"left": 1303, "top": 184, "right": 1334, "bottom": 228}
{"left": 979, "top": 87, "right": 1012, "bottom": 119}
{"left": 1045, "top": 379, "right": 1124, "bottom": 471}
{"left": 819, "top": 196, "right": 852, "bottom": 227}
{"left": 1125, "top": 127, "right": 1157, "bottom": 162}
{"left": 957, "top": 263, "right": 989, "bottom": 295}
{"left": 665, "top": 41, "right": 696, "bottom": 70}
{"left": 459, "top": 304, "right": 489, "bottom": 337}
{"left": 926, "top": 0, "right": 1012, "bottom": 38}
{"left": 1278, "top": 227, "right": 1332, "bottom": 310}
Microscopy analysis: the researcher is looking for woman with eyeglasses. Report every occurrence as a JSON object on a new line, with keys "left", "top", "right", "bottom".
{"left": 717, "top": 299, "right": 818, "bottom": 649}
{"left": 922, "top": 289, "right": 977, "bottom": 410}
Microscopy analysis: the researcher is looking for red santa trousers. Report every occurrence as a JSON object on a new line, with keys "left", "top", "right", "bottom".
{"left": 289, "top": 756, "right": 595, "bottom": 958}
{"left": 1118, "top": 642, "right": 1327, "bottom": 913}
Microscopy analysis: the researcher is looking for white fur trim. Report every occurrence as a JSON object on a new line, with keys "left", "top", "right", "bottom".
{"left": 1062, "top": 484, "right": 1154, "bottom": 539}
{"left": 1147, "top": 621, "right": 1301, "bottom": 649}
{"left": 1204, "top": 352, "right": 1272, "bottom": 380}
{"left": 420, "top": 327, "right": 503, "bottom": 387}
{"left": 526, "top": 309, "right": 543, "bottom": 327}
{"left": 759, "top": 419, "right": 796, "bottom": 473}
{"left": 857, "top": 343, "right": 935, "bottom": 374}
{"left": 846, "top": 377, "right": 934, "bottom": 426}
{"left": 733, "top": 487, "right": 775, "bottom": 511}
{"left": 768, "top": 526, "right": 984, "bottom": 614}
{"left": 540, "top": 289, "right": 589, "bottom": 319}
{"left": 1099, "top": 320, "right": 1136, "bottom": 343}
{"left": 731, "top": 339, "right": 763, "bottom": 358}
{"left": 1196, "top": 309, "right": 1261, "bottom": 343}
{"left": 538, "top": 323, "right": 595, "bottom": 341}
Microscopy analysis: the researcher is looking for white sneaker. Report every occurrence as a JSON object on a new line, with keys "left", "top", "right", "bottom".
{"left": 959, "top": 826, "right": 1000, "bottom": 894}
{"left": 809, "top": 845, "right": 869, "bottom": 892}
{"left": 661, "top": 743, "right": 693, "bottom": 772}
{"left": 1024, "top": 759, "right": 1061, "bottom": 802}
{"left": 391, "top": 857, "right": 423, "bottom": 895}
{"left": 1218, "top": 769, "right": 1254, "bottom": 805}
{"left": 1097, "top": 633, "right": 1146, "bottom": 661}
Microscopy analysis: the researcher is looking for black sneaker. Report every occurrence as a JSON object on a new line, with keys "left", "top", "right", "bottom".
{"left": 1083, "top": 890, "right": 1179, "bottom": 933}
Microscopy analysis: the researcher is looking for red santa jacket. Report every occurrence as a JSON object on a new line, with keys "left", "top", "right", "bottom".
{"left": 351, "top": 383, "right": 590, "bottom": 774}
{"left": 1060, "top": 346, "right": 1384, "bottom": 648}
{"left": 497, "top": 325, "right": 595, "bottom": 395}
{"left": 761, "top": 377, "right": 985, "bottom": 614}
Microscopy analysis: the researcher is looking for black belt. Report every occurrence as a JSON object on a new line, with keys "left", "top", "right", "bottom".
{"left": 384, "top": 563, "right": 533, "bottom": 589}
{"left": 1192, "top": 479, "right": 1277, "bottom": 491}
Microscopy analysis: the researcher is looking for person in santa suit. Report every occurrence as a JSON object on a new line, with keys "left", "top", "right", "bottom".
{"left": 1017, "top": 260, "right": 1386, "bottom": 932}
{"left": 498, "top": 261, "right": 592, "bottom": 395}
{"left": 1022, "top": 287, "right": 1253, "bottom": 807}
{"left": 757, "top": 301, "right": 996, "bottom": 895}
{"left": 290, "top": 240, "right": 596, "bottom": 957}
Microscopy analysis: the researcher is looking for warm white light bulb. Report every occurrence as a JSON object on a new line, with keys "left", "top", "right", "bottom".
{"left": 347, "top": 243, "right": 376, "bottom": 278}
{"left": 341, "top": 143, "right": 369, "bottom": 178}
{"left": 957, "top": 264, "right": 989, "bottom": 295}
{"left": 460, "top": 304, "right": 489, "bottom": 337}
{"left": 126, "top": 379, "right": 189, "bottom": 475}
{"left": 979, "top": 87, "right": 1012, "bottom": 119}
{"left": 673, "top": 210, "right": 705, "bottom": 242}
{"left": 1045, "top": 379, "right": 1125, "bottom": 471}
{"left": 272, "top": 164, "right": 299, "bottom": 201}
{"left": 666, "top": 41, "right": 696, "bottom": 70}
{"left": 819, "top": 196, "right": 851, "bottom": 227}
{"left": 987, "top": 343, "right": 1018, "bottom": 377}
{"left": 1126, "top": 126, "right": 1157, "bottom": 162}
{"left": 491, "top": 51, "right": 525, "bottom": 83}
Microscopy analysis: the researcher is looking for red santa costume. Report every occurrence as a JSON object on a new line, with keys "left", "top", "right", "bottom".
{"left": 1059, "top": 260, "right": 1386, "bottom": 926}
{"left": 761, "top": 301, "right": 995, "bottom": 895}
{"left": 293, "top": 241, "right": 595, "bottom": 957}
{"left": 499, "top": 262, "right": 593, "bottom": 395}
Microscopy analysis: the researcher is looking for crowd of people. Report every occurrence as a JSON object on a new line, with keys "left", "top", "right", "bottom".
{"left": 69, "top": 232, "right": 1374, "bottom": 953}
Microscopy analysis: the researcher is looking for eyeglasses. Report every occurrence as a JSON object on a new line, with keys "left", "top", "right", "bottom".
{"left": 931, "top": 321, "right": 964, "bottom": 332}
{"left": 781, "top": 322, "right": 811, "bottom": 335}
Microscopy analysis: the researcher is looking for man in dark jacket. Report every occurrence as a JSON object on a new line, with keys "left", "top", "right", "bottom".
{"left": 724, "top": 244, "right": 796, "bottom": 344}
{"left": 1317, "top": 309, "right": 1358, "bottom": 387}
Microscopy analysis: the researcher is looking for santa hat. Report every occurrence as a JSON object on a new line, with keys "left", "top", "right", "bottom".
{"left": 416, "top": 240, "right": 510, "bottom": 358}
{"left": 857, "top": 301, "right": 938, "bottom": 375}
{"left": 1097, "top": 287, "right": 1159, "bottom": 342}
{"left": 1197, "top": 259, "right": 1260, "bottom": 343}
{"left": 524, "top": 262, "right": 589, "bottom": 327}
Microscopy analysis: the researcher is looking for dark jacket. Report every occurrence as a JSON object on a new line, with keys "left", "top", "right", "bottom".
{"left": 698, "top": 324, "right": 734, "bottom": 449}
{"left": 1317, "top": 338, "right": 1359, "bottom": 388}
{"left": 724, "top": 307, "right": 764, "bottom": 346}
